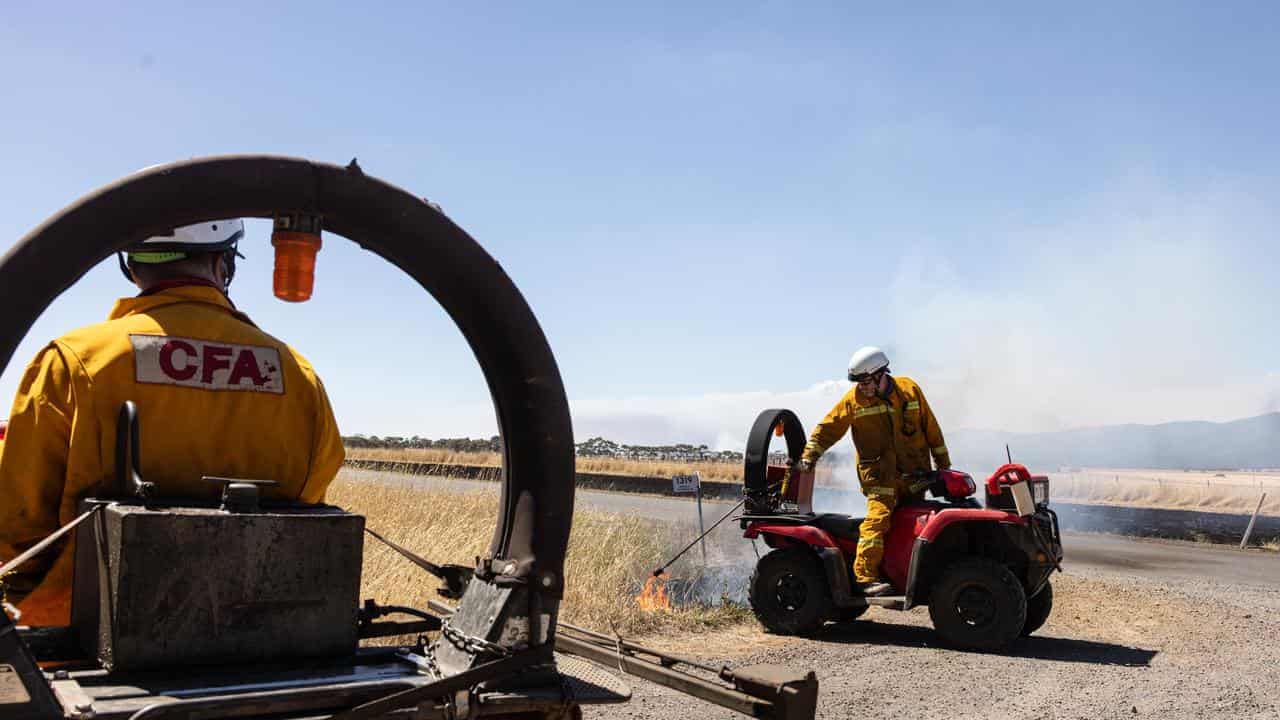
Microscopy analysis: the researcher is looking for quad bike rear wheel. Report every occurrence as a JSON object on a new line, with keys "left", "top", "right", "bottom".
{"left": 749, "top": 548, "right": 831, "bottom": 636}
{"left": 1021, "top": 580, "right": 1053, "bottom": 637}
{"left": 928, "top": 557, "right": 1027, "bottom": 651}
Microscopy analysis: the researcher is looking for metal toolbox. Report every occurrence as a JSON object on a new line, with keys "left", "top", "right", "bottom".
{"left": 71, "top": 501, "right": 363, "bottom": 671}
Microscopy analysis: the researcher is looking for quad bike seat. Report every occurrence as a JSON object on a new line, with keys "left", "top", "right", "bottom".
{"left": 736, "top": 513, "right": 864, "bottom": 542}
{"left": 810, "top": 514, "right": 862, "bottom": 542}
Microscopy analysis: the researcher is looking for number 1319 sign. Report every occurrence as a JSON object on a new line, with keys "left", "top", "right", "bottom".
{"left": 672, "top": 472, "right": 701, "bottom": 494}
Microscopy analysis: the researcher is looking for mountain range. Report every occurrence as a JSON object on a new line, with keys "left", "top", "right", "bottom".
{"left": 937, "top": 412, "right": 1280, "bottom": 471}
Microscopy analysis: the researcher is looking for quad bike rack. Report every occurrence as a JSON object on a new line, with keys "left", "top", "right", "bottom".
{"left": 0, "top": 156, "right": 818, "bottom": 719}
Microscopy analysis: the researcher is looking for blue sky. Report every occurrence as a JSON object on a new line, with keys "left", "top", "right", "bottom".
{"left": 1, "top": 2, "right": 1277, "bottom": 449}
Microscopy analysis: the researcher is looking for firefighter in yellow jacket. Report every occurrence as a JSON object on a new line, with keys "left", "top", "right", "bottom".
{"left": 0, "top": 220, "right": 345, "bottom": 625}
{"left": 798, "top": 347, "right": 950, "bottom": 596}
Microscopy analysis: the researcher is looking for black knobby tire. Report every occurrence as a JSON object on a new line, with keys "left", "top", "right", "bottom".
{"left": 749, "top": 548, "right": 832, "bottom": 636}
{"left": 928, "top": 557, "right": 1027, "bottom": 651}
{"left": 1022, "top": 581, "right": 1053, "bottom": 637}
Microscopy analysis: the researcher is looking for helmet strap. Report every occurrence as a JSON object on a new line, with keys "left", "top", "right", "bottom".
{"left": 116, "top": 252, "right": 134, "bottom": 283}
{"left": 876, "top": 372, "right": 893, "bottom": 400}
{"left": 219, "top": 247, "right": 238, "bottom": 294}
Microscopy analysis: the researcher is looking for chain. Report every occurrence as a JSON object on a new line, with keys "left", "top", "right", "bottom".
{"left": 608, "top": 621, "right": 626, "bottom": 675}
{"left": 422, "top": 648, "right": 442, "bottom": 679}
{"left": 396, "top": 646, "right": 442, "bottom": 679}
{"left": 440, "top": 618, "right": 512, "bottom": 658}
{"left": 0, "top": 572, "right": 19, "bottom": 623}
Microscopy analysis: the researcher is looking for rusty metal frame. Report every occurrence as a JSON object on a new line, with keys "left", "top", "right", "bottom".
{"left": 0, "top": 155, "right": 574, "bottom": 625}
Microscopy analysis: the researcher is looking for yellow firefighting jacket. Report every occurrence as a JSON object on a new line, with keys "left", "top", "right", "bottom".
{"left": 801, "top": 375, "right": 950, "bottom": 494}
{"left": 0, "top": 285, "right": 344, "bottom": 625}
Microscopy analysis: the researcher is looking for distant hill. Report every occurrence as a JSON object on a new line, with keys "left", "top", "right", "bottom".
{"left": 347, "top": 413, "right": 1279, "bottom": 472}
{"left": 943, "top": 412, "right": 1280, "bottom": 471}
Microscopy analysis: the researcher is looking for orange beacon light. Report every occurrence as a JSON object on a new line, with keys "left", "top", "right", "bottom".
{"left": 271, "top": 214, "right": 322, "bottom": 302}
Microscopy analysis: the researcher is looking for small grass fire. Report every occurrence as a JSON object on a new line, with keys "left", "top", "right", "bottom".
{"left": 332, "top": 476, "right": 750, "bottom": 636}
{"left": 637, "top": 571, "right": 672, "bottom": 612}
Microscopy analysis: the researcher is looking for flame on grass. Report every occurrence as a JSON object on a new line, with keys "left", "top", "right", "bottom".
{"left": 637, "top": 572, "right": 672, "bottom": 612}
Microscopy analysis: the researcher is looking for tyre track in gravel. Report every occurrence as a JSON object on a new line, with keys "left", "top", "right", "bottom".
{"left": 588, "top": 569, "right": 1280, "bottom": 720}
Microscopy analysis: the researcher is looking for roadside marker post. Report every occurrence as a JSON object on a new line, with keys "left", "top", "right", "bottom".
{"left": 673, "top": 472, "right": 707, "bottom": 563}
{"left": 1240, "top": 492, "right": 1267, "bottom": 550}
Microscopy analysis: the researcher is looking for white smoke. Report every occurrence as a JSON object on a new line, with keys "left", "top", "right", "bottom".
{"left": 572, "top": 380, "right": 849, "bottom": 449}
{"left": 573, "top": 179, "right": 1277, "bottom": 445}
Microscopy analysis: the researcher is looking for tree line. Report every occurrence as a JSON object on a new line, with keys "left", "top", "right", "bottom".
{"left": 343, "top": 433, "right": 756, "bottom": 463}
{"left": 343, "top": 435, "right": 503, "bottom": 453}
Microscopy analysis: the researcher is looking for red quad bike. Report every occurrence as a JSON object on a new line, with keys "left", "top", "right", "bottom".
{"left": 739, "top": 409, "right": 1064, "bottom": 651}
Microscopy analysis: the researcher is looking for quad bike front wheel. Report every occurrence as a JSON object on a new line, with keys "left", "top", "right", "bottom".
{"left": 749, "top": 548, "right": 831, "bottom": 636}
{"left": 928, "top": 558, "right": 1027, "bottom": 651}
{"left": 1021, "top": 580, "right": 1054, "bottom": 637}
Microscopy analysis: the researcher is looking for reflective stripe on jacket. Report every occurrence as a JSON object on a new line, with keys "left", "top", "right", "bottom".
{"left": 801, "top": 375, "right": 950, "bottom": 489}
{"left": 0, "top": 285, "right": 345, "bottom": 624}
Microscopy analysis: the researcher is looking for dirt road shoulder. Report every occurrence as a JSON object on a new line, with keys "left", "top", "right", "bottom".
{"left": 591, "top": 568, "right": 1280, "bottom": 719}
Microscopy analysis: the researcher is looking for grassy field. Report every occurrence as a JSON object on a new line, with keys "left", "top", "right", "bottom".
{"left": 329, "top": 461, "right": 1279, "bottom": 649}
{"left": 327, "top": 475, "right": 750, "bottom": 638}
{"left": 345, "top": 447, "right": 1280, "bottom": 518}
{"left": 1048, "top": 470, "right": 1280, "bottom": 517}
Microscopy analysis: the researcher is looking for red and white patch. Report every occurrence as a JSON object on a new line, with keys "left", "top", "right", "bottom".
{"left": 131, "top": 334, "right": 285, "bottom": 394}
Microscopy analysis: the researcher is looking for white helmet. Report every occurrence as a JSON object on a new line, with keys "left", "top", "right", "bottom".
{"left": 127, "top": 219, "right": 245, "bottom": 262}
{"left": 847, "top": 346, "right": 890, "bottom": 381}
{"left": 119, "top": 219, "right": 246, "bottom": 290}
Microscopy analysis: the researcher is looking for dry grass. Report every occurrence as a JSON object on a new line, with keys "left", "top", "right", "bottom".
{"left": 1048, "top": 472, "right": 1279, "bottom": 517}
{"left": 1263, "top": 538, "right": 1280, "bottom": 552}
{"left": 326, "top": 475, "right": 750, "bottom": 638}
{"left": 345, "top": 447, "right": 745, "bottom": 484}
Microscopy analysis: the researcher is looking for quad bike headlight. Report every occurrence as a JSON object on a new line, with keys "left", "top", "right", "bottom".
{"left": 1030, "top": 476, "right": 1050, "bottom": 506}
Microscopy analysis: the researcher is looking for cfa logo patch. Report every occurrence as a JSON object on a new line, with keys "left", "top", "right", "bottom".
{"left": 131, "top": 334, "right": 285, "bottom": 394}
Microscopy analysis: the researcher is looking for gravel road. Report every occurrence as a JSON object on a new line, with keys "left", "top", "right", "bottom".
{"left": 346, "top": 469, "right": 1280, "bottom": 718}
{"left": 587, "top": 561, "right": 1280, "bottom": 720}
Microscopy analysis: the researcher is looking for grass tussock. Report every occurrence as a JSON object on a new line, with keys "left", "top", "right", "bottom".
{"left": 345, "top": 447, "right": 745, "bottom": 484}
{"left": 1262, "top": 537, "right": 1280, "bottom": 552}
{"left": 326, "top": 476, "right": 750, "bottom": 638}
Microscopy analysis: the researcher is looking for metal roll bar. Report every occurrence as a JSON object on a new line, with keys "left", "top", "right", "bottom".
{"left": 743, "top": 408, "right": 806, "bottom": 499}
{"left": 0, "top": 156, "right": 574, "bottom": 664}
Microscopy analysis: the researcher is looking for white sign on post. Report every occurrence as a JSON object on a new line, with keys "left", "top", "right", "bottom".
{"left": 672, "top": 472, "right": 708, "bottom": 563}
{"left": 672, "top": 473, "right": 701, "bottom": 494}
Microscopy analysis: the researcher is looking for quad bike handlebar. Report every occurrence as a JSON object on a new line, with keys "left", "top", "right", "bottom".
{"left": 742, "top": 409, "right": 978, "bottom": 515}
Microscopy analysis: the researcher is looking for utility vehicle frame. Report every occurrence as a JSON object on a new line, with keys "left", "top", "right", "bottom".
{"left": 0, "top": 156, "right": 818, "bottom": 720}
